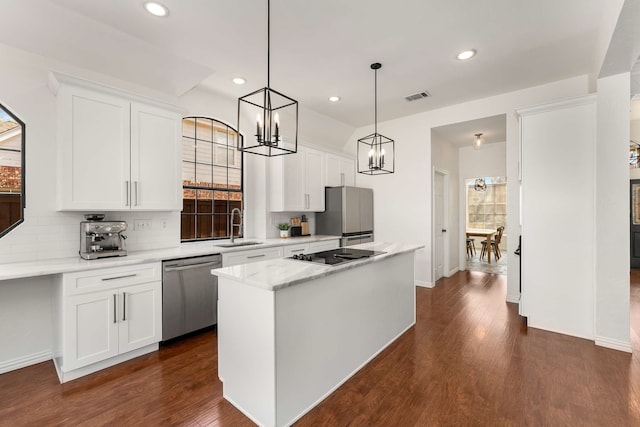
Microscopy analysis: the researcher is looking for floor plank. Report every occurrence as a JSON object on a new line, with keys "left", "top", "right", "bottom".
{"left": 1, "top": 270, "right": 639, "bottom": 426}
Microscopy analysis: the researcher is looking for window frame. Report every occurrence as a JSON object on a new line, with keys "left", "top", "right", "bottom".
{"left": 181, "top": 116, "right": 244, "bottom": 242}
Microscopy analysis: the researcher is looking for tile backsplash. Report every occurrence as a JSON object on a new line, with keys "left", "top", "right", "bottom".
{"left": 0, "top": 210, "right": 180, "bottom": 263}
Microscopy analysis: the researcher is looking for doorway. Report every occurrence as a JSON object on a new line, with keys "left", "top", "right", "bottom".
{"left": 430, "top": 114, "right": 508, "bottom": 284}
{"left": 465, "top": 176, "right": 507, "bottom": 275}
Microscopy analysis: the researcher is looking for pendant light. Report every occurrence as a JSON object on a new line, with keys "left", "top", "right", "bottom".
{"left": 237, "top": 0, "right": 298, "bottom": 157}
{"left": 357, "top": 63, "right": 395, "bottom": 175}
{"left": 473, "top": 133, "right": 483, "bottom": 150}
{"left": 474, "top": 178, "right": 487, "bottom": 191}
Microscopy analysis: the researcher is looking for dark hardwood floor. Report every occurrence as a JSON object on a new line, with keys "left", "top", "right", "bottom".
{"left": 2, "top": 271, "right": 639, "bottom": 426}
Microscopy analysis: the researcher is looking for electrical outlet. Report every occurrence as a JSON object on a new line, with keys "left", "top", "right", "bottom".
{"left": 134, "top": 219, "right": 152, "bottom": 231}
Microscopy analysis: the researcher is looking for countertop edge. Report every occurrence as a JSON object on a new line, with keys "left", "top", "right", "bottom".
{"left": 213, "top": 243, "right": 425, "bottom": 291}
{"left": 0, "top": 235, "right": 341, "bottom": 281}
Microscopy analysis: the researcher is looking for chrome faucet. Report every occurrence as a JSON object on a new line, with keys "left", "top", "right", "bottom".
{"left": 230, "top": 208, "right": 242, "bottom": 243}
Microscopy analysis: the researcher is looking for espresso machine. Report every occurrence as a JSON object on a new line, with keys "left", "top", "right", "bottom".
{"left": 79, "top": 214, "right": 128, "bottom": 260}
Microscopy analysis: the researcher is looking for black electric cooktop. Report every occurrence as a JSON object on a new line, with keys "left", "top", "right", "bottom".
{"left": 289, "top": 248, "right": 386, "bottom": 265}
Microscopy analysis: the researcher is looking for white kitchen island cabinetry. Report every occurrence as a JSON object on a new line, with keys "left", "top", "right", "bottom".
{"left": 53, "top": 262, "right": 162, "bottom": 383}
{"left": 212, "top": 242, "right": 422, "bottom": 427}
{"left": 51, "top": 72, "right": 182, "bottom": 211}
{"left": 325, "top": 153, "right": 355, "bottom": 187}
{"left": 270, "top": 146, "right": 325, "bottom": 212}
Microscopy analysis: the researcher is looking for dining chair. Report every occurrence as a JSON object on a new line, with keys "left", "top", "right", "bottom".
{"left": 480, "top": 226, "right": 505, "bottom": 260}
{"left": 466, "top": 238, "right": 476, "bottom": 258}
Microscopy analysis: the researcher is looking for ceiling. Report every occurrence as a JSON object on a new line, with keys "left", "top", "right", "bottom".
{"left": 0, "top": 0, "right": 615, "bottom": 129}
{"left": 431, "top": 115, "right": 507, "bottom": 148}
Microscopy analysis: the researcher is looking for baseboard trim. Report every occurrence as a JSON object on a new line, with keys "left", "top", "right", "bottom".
{"left": 506, "top": 292, "right": 520, "bottom": 304}
{"left": 595, "top": 336, "right": 633, "bottom": 353}
{"left": 415, "top": 280, "right": 434, "bottom": 288}
{"left": 0, "top": 350, "right": 52, "bottom": 375}
{"left": 447, "top": 267, "right": 459, "bottom": 277}
{"left": 56, "top": 343, "right": 159, "bottom": 383}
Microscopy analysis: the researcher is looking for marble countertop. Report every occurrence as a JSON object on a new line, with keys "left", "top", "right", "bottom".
{"left": 211, "top": 241, "right": 424, "bottom": 292}
{"left": 0, "top": 235, "right": 340, "bottom": 281}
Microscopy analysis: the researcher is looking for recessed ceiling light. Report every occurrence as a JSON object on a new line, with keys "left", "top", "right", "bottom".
{"left": 233, "top": 77, "right": 246, "bottom": 85}
{"left": 328, "top": 96, "right": 341, "bottom": 102}
{"left": 456, "top": 49, "right": 476, "bottom": 60}
{"left": 144, "top": 2, "right": 169, "bottom": 17}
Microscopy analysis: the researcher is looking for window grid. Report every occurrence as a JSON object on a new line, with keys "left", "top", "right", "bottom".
{"left": 181, "top": 117, "right": 243, "bottom": 242}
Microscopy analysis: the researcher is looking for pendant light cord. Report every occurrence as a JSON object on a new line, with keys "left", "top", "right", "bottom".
{"left": 267, "top": 0, "right": 270, "bottom": 88}
{"left": 374, "top": 67, "right": 377, "bottom": 135}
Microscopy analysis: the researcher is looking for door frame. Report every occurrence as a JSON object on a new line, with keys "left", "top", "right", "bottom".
{"left": 432, "top": 167, "right": 450, "bottom": 283}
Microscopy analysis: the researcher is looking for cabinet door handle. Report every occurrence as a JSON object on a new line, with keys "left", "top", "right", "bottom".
{"left": 122, "top": 292, "right": 126, "bottom": 321}
{"left": 102, "top": 274, "right": 137, "bottom": 281}
{"left": 291, "top": 248, "right": 305, "bottom": 253}
{"left": 134, "top": 181, "right": 139, "bottom": 206}
{"left": 113, "top": 294, "right": 117, "bottom": 324}
{"left": 247, "top": 254, "right": 266, "bottom": 259}
{"left": 125, "top": 181, "right": 130, "bottom": 206}
{"left": 340, "top": 172, "right": 345, "bottom": 186}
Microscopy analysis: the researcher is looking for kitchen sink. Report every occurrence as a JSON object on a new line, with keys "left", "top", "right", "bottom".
{"left": 216, "top": 241, "right": 263, "bottom": 248}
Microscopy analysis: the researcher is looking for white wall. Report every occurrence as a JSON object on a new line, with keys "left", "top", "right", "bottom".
{"left": 519, "top": 96, "right": 596, "bottom": 340}
{"left": 458, "top": 142, "right": 507, "bottom": 180}
{"left": 430, "top": 136, "right": 459, "bottom": 277}
{"left": 595, "top": 73, "right": 631, "bottom": 352}
{"left": 353, "top": 75, "right": 590, "bottom": 291}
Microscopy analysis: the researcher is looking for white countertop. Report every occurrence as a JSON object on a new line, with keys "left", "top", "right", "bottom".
{"left": 0, "top": 235, "right": 340, "bottom": 281}
{"left": 211, "top": 241, "right": 424, "bottom": 291}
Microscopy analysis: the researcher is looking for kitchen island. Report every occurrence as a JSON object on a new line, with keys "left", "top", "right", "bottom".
{"left": 211, "top": 241, "right": 423, "bottom": 427}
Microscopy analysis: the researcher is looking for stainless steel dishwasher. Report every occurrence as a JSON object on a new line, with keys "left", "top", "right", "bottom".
{"left": 162, "top": 254, "right": 222, "bottom": 341}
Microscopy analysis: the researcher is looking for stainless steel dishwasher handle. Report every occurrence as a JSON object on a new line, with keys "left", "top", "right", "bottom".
{"left": 163, "top": 261, "right": 222, "bottom": 272}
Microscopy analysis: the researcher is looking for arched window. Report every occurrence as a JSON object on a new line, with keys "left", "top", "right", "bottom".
{"left": 181, "top": 117, "right": 243, "bottom": 241}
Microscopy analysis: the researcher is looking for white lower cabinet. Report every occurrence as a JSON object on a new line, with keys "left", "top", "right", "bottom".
{"left": 283, "top": 243, "right": 309, "bottom": 257}
{"left": 222, "top": 246, "right": 284, "bottom": 267}
{"left": 54, "top": 262, "right": 162, "bottom": 382}
{"left": 308, "top": 240, "right": 340, "bottom": 252}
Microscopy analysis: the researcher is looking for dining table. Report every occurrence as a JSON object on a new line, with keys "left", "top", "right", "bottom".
{"left": 466, "top": 228, "right": 496, "bottom": 264}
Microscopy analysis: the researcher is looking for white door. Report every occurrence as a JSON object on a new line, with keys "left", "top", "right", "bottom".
{"left": 64, "top": 291, "right": 119, "bottom": 371}
{"left": 119, "top": 282, "right": 162, "bottom": 354}
{"left": 130, "top": 102, "right": 182, "bottom": 210}
{"left": 434, "top": 170, "right": 446, "bottom": 281}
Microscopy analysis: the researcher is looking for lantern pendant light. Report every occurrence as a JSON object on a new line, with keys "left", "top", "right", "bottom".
{"left": 357, "top": 63, "right": 395, "bottom": 175}
{"left": 237, "top": 0, "right": 298, "bottom": 156}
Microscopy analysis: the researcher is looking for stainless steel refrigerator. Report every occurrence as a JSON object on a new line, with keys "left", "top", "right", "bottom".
{"left": 316, "top": 186, "right": 374, "bottom": 246}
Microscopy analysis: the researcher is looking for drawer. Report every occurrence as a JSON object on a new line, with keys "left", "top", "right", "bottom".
{"left": 222, "top": 247, "right": 283, "bottom": 267}
{"left": 283, "top": 243, "right": 309, "bottom": 257}
{"left": 308, "top": 240, "right": 340, "bottom": 252}
{"left": 63, "top": 262, "right": 161, "bottom": 296}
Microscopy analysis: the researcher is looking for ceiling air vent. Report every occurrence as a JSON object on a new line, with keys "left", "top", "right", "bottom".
{"left": 404, "top": 91, "right": 431, "bottom": 102}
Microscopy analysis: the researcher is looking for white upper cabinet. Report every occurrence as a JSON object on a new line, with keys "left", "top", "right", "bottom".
{"left": 325, "top": 153, "right": 355, "bottom": 187}
{"left": 270, "top": 146, "right": 325, "bottom": 212}
{"left": 130, "top": 102, "right": 181, "bottom": 210}
{"left": 52, "top": 73, "right": 182, "bottom": 211}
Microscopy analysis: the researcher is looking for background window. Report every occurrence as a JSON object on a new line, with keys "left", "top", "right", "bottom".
{"left": 181, "top": 117, "right": 243, "bottom": 241}
{"left": 466, "top": 176, "right": 507, "bottom": 248}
